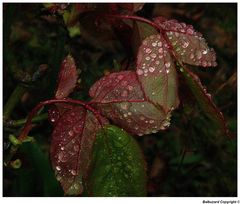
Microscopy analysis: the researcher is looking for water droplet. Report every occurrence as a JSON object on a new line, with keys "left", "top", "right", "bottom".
{"left": 144, "top": 69, "right": 148, "bottom": 73}
{"left": 150, "top": 53, "right": 157, "bottom": 58}
{"left": 180, "top": 28, "right": 185, "bottom": 33}
{"left": 56, "top": 175, "right": 61, "bottom": 181}
{"left": 190, "top": 53, "right": 194, "bottom": 59}
{"left": 155, "top": 60, "right": 160, "bottom": 65}
{"left": 158, "top": 48, "right": 163, "bottom": 54}
{"left": 166, "top": 69, "right": 170, "bottom": 74}
{"left": 127, "top": 85, "right": 133, "bottom": 91}
{"left": 152, "top": 42, "right": 157, "bottom": 47}
{"left": 145, "top": 48, "right": 152, "bottom": 53}
{"left": 157, "top": 42, "right": 162, "bottom": 47}
{"left": 58, "top": 152, "right": 67, "bottom": 162}
{"left": 117, "top": 75, "right": 124, "bottom": 80}
{"left": 152, "top": 92, "right": 155, "bottom": 95}
{"left": 121, "top": 80, "right": 128, "bottom": 86}
{"left": 137, "top": 69, "right": 143, "bottom": 75}
{"left": 149, "top": 120, "right": 155, "bottom": 124}
{"left": 50, "top": 118, "right": 56, "bottom": 122}
{"left": 145, "top": 56, "right": 150, "bottom": 61}
{"left": 186, "top": 28, "right": 194, "bottom": 34}
{"left": 127, "top": 112, "right": 132, "bottom": 116}
{"left": 121, "top": 90, "right": 128, "bottom": 97}
{"left": 56, "top": 166, "right": 61, "bottom": 171}
{"left": 149, "top": 67, "right": 155, "bottom": 72}
{"left": 71, "top": 169, "right": 77, "bottom": 176}
{"left": 202, "top": 61, "right": 207, "bottom": 67}
{"left": 165, "top": 62, "right": 171, "bottom": 68}
{"left": 68, "top": 130, "right": 74, "bottom": 136}
{"left": 61, "top": 147, "right": 65, "bottom": 151}
{"left": 202, "top": 49, "right": 208, "bottom": 55}
{"left": 196, "top": 50, "right": 202, "bottom": 59}
{"left": 182, "top": 41, "right": 189, "bottom": 48}
{"left": 123, "top": 113, "right": 128, "bottom": 118}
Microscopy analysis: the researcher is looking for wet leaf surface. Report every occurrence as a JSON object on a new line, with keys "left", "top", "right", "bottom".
{"left": 88, "top": 125, "right": 147, "bottom": 196}
{"left": 50, "top": 106, "right": 108, "bottom": 195}
{"left": 154, "top": 17, "right": 217, "bottom": 67}
{"left": 90, "top": 71, "right": 172, "bottom": 136}
{"left": 136, "top": 34, "right": 179, "bottom": 111}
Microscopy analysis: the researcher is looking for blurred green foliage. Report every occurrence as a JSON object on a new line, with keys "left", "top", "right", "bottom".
{"left": 3, "top": 3, "right": 237, "bottom": 197}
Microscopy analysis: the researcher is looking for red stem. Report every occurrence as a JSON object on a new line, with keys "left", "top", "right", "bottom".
{"left": 18, "top": 98, "right": 103, "bottom": 142}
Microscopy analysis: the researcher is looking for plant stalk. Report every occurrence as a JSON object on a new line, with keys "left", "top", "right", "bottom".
{"left": 3, "top": 85, "right": 26, "bottom": 120}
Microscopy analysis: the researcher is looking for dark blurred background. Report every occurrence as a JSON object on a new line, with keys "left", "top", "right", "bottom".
{"left": 3, "top": 3, "right": 237, "bottom": 196}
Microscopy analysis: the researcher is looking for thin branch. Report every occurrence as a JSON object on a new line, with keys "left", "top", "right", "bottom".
{"left": 3, "top": 85, "right": 26, "bottom": 120}
{"left": 18, "top": 98, "right": 103, "bottom": 142}
{"left": 5, "top": 113, "right": 48, "bottom": 127}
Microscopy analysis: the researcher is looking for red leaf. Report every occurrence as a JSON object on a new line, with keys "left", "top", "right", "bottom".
{"left": 136, "top": 34, "right": 179, "bottom": 112}
{"left": 55, "top": 55, "right": 78, "bottom": 99}
{"left": 154, "top": 17, "right": 217, "bottom": 67}
{"left": 50, "top": 105, "right": 108, "bottom": 195}
{"left": 89, "top": 71, "right": 172, "bottom": 136}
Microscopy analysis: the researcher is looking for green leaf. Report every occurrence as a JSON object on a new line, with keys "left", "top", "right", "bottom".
{"left": 88, "top": 125, "right": 147, "bottom": 197}
{"left": 178, "top": 65, "right": 229, "bottom": 137}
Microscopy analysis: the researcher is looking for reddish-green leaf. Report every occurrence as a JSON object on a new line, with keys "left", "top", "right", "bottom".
{"left": 89, "top": 71, "right": 172, "bottom": 136}
{"left": 178, "top": 65, "right": 229, "bottom": 137}
{"left": 136, "top": 34, "right": 179, "bottom": 112}
{"left": 55, "top": 55, "right": 78, "bottom": 99}
{"left": 50, "top": 106, "right": 108, "bottom": 195}
{"left": 154, "top": 17, "right": 217, "bottom": 67}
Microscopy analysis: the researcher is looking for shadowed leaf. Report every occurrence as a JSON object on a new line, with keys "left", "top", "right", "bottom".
{"left": 88, "top": 125, "right": 147, "bottom": 196}
{"left": 178, "top": 65, "right": 229, "bottom": 137}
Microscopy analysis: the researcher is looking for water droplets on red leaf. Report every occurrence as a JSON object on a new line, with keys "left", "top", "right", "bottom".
{"left": 154, "top": 17, "right": 217, "bottom": 67}
{"left": 50, "top": 106, "right": 108, "bottom": 195}
{"left": 89, "top": 71, "right": 173, "bottom": 136}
